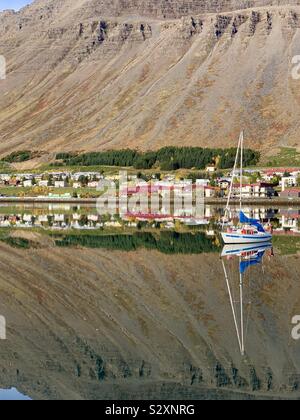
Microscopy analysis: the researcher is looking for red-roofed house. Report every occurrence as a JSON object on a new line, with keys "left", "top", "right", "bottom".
{"left": 280, "top": 188, "right": 300, "bottom": 199}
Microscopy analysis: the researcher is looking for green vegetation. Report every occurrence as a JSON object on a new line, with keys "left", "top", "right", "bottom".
{"left": 273, "top": 235, "right": 300, "bottom": 255}
{"left": 1, "top": 151, "right": 33, "bottom": 163}
{"left": 55, "top": 231, "right": 220, "bottom": 254}
{"left": 55, "top": 147, "right": 260, "bottom": 171}
{"left": 1, "top": 237, "right": 32, "bottom": 249}
{"left": 265, "top": 148, "right": 300, "bottom": 168}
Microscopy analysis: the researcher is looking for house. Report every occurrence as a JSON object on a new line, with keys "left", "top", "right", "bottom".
{"left": 23, "top": 180, "right": 33, "bottom": 188}
{"left": 206, "top": 165, "right": 216, "bottom": 174}
{"left": 232, "top": 183, "right": 275, "bottom": 198}
{"left": 87, "top": 181, "right": 99, "bottom": 188}
{"left": 196, "top": 179, "right": 210, "bottom": 187}
{"left": 54, "top": 181, "right": 67, "bottom": 188}
{"left": 280, "top": 188, "right": 300, "bottom": 199}
{"left": 281, "top": 176, "right": 297, "bottom": 191}
{"left": 204, "top": 186, "right": 217, "bottom": 198}
{"left": 73, "top": 182, "right": 82, "bottom": 189}
{"left": 38, "top": 180, "right": 49, "bottom": 188}
{"left": 218, "top": 178, "right": 231, "bottom": 190}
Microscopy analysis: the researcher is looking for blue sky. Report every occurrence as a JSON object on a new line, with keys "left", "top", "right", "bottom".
{"left": 0, "top": 0, "right": 32, "bottom": 11}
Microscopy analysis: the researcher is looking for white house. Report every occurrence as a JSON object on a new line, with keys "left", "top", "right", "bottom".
{"left": 206, "top": 165, "right": 216, "bottom": 174}
{"left": 87, "top": 181, "right": 99, "bottom": 188}
{"left": 23, "top": 180, "right": 33, "bottom": 188}
{"left": 54, "top": 181, "right": 67, "bottom": 188}
{"left": 38, "top": 180, "right": 49, "bottom": 187}
{"left": 281, "top": 176, "right": 297, "bottom": 192}
{"left": 196, "top": 179, "right": 210, "bottom": 187}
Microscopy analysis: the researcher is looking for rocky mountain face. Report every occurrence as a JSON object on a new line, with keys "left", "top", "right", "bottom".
{"left": 0, "top": 1, "right": 300, "bottom": 155}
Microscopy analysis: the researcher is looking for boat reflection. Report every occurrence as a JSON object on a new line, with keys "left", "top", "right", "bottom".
{"left": 221, "top": 242, "right": 274, "bottom": 356}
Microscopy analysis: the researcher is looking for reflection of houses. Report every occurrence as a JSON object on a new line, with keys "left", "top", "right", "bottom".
{"left": 280, "top": 209, "right": 300, "bottom": 231}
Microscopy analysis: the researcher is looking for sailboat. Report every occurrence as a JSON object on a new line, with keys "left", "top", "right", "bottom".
{"left": 221, "top": 131, "right": 272, "bottom": 244}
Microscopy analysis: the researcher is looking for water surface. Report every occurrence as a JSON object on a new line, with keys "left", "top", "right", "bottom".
{"left": 0, "top": 204, "right": 299, "bottom": 400}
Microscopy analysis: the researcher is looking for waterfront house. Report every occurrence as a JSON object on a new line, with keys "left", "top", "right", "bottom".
{"left": 73, "top": 182, "right": 82, "bottom": 189}
{"left": 204, "top": 186, "right": 218, "bottom": 198}
{"left": 206, "top": 165, "right": 216, "bottom": 174}
{"left": 54, "top": 180, "right": 67, "bottom": 188}
{"left": 23, "top": 179, "right": 33, "bottom": 188}
{"left": 87, "top": 181, "right": 99, "bottom": 188}
{"left": 281, "top": 176, "right": 297, "bottom": 191}
{"left": 38, "top": 180, "right": 49, "bottom": 188}
{"left": 280, "top": 188, "right": 300, "bottom": 199}
{"left": 232, "top": 183, "right": 275, "bottom": 198}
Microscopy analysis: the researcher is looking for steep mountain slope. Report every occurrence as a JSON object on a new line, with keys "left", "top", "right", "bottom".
{"left": 0, "top": 1, "right": 300, "bottom": 155}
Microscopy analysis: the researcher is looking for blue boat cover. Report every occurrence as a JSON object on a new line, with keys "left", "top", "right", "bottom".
{"left": 239, "top": 251, "right": 265, "bottom": 274}
{"left": 239, "top": 211, "right": 265, "bottom": 233}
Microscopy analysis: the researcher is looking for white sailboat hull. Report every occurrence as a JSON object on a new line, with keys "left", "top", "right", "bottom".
{"left": 221, "top": 232, "right": 272, "bottom": 244}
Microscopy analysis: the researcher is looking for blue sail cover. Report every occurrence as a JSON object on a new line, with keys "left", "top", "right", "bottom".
{"left": 239, "top": 251, "right": 265, "bottom": 274}
{"left": 239, "top": 211, "right": 266, "bottom": 233}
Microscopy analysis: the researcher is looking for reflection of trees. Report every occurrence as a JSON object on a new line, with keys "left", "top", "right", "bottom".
{"left": 55, "top": 231, "right": 220, "bottom": 254}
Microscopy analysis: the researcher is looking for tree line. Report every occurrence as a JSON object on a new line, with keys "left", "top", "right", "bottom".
{"left": 55, "top": 147, "right": 260, "bottom": 170}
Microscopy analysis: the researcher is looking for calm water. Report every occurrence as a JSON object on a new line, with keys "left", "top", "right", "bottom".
{"left": 0, "top": 204, "right": 300, "bottom": 400}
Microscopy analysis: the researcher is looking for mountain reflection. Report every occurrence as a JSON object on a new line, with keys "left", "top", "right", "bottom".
{"left": 0, "top": 207, "right": 300, "bottom": 400}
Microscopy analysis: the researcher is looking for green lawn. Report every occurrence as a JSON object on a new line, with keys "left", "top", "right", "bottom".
{"left": 264, "top": 148, "right": 300, "bottom": 168}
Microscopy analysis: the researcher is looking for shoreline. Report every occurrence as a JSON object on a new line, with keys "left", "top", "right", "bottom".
{"left": 0, "top": 197, "right": 300, "bottom": 206}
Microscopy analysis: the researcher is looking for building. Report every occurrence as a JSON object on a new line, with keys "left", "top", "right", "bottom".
{"left": 73, "top": 182, "right": 82, "bottom": 189}
{"left": 54, "top": 181, "right": 67, "bottom": 188}
{"left": 87, "top": 181, "right": 99, "bottom": 188}
{"left": 280, "top": 188, "right": 300, "bottom": 199}
{"left": 232, "top": 183, "right": 275, "bottom": 198}
{"left": 38, "top": 180, "right": 49, "bottom": 187}
{"left": 23, "top": 180, "right": 33, "bottom": 188}
{"left": 204, "top": 186, "right": 218, "bottom": 198}
{"left": 281, "top": 176, "right": 297, "bottom": 191}
{"left": 206, "top": 165, "right": 216, "bottom": 174}
{"left": 218, "top": 178, "right": 231, "bottom": 190}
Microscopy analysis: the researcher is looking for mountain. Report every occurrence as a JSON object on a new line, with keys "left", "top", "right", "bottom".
{"left": 0, "top": 0, "right": 300, "bottom": 157}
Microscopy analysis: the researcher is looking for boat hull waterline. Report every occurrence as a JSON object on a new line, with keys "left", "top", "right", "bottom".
{"left": 221, "top": 232, "right": 272, "bottom": 244}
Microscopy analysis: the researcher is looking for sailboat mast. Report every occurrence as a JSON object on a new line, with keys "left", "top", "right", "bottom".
{"left": 240, "top": 131, "right": 244, "bottom": 211}
{"left": 222, "top": 132, "right": 243, "bottom": 230}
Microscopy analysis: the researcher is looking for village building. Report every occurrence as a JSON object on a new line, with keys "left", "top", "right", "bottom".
{"left": 280, "top": 188, "right": 300, "bottom": 199}
{"left": 38, "top": 180, "right": 49, "bottom": 187}
{"left": 73, "top": 182, "right": 82, "bottom": 189}
{"left": 87, "top": 181, "right": 99, "bottom": 188}
{"left": 281, "top": 176, "right": 297, "bottom": 191}
{"left": 206, "top": 165, "right": 216, "bottom": 174}
{"left": 23, "top": 179, "right": 33, "bottom": 188}
{"left": 232, "top": 183, "right": 275, "bottom": 198}
{"left": 54, "top": 180, "right": 67, "bottom": 188}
